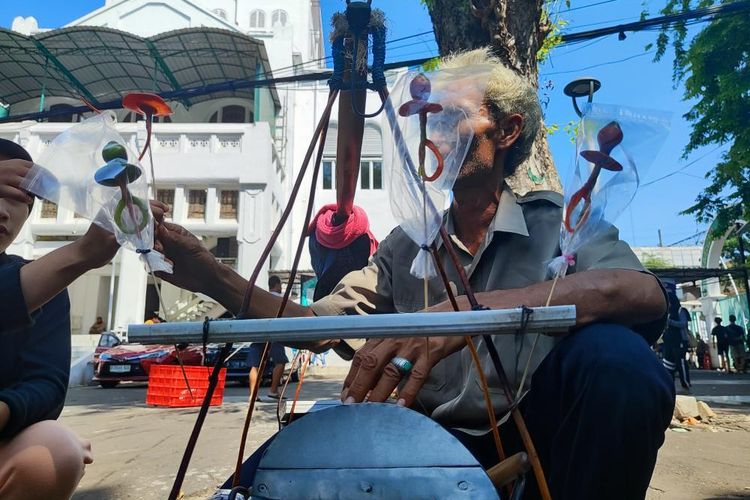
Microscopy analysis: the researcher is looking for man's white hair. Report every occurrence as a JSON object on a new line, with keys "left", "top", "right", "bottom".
{"left": 439, "top": 47, "right": 541, "bottom": 175}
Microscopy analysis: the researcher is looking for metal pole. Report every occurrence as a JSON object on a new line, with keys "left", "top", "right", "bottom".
{"left": 128, "top": 306, "right": 576, "bottom": 344}
{"left": 735, "top": 224, "right": 750, "bottom": 321}
{"left": 106, "top": 250, "right": 119, "bottom": 331}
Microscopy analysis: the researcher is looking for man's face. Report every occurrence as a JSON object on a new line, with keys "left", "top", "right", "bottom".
{"left": 454, "top": 106, "right": 498, "bottom": 187}
{"left": 0, "top": 154, "right": 31, "bottom": 253}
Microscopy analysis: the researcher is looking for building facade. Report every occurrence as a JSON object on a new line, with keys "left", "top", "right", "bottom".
{"left": 5, "top": 0, "right": 398, "bottom": 334}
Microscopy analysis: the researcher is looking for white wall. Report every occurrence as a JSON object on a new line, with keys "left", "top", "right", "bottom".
{"left": 68, "top": 0, "right": 239, "bottom": 36}
{"left": 3, "top": 119, "right": 284, "bottom": 331}
{"left": 10, "top": 0, "right": 402, "bottom": 313}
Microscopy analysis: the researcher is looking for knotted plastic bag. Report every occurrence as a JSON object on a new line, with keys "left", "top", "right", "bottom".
{"left": 21, "top": 111, "right": 171, "bottom": 273}
{"left": 383, "top": 65, "right": 493, "bottom": 278}
{"left": 549, "top": 103, "right": 671, "bottom": 278}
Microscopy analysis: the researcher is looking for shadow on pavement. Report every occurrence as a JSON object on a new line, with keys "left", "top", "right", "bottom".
{"left": 73, "top": 486, "right": 120, "bottom": 500}
{"left": 63, "top": 378, "right": 345, "bottom": 413}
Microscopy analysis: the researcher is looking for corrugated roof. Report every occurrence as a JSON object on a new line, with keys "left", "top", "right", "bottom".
{"left": 0, "top": 26, "right": 279, "bottom": 108}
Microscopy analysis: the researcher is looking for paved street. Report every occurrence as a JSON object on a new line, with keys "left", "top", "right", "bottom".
{"left": 66, "top": 376, "right": 344, "bottom": 500}
{"left": 63, "top": 370, "right": 750, "bottom": 500}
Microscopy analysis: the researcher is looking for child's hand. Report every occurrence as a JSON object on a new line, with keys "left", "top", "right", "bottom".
{"left": 73, "top": 223, "right": 120, "bottom": 270}
{"left": 0, "top": 159, "right": 33, "bottom": 204}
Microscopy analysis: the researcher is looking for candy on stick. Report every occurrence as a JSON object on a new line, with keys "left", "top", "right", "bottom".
{"left": 516, "top": 102, "right": 672, "bottom": 398}
{"left": 383, "top": 64, "right": 494, "bottom": 280}
{"left": 20, "top": 111, "right": 172, "bottom": 273}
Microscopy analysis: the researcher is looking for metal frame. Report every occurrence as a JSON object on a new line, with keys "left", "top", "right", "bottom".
{"left": 128, "top": 305, "right": 576, "bottom": 344}
{"left": 0, "top": 26, "right": 275, "bottom": 113}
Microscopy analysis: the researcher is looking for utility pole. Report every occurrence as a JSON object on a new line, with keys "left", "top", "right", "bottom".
{"left": 658, "top": 229, "right": 663, "bottom": 247}
{"left": 735, "top": 222, "right": 750, "bottom": 324}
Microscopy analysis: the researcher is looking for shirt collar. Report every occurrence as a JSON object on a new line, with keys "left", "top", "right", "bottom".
{"left": 443, "top": 183, "right": 529, "bottom": 239}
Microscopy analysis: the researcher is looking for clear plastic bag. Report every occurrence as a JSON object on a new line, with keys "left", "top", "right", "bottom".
{"left": 383, "top": 65, "right": 493, "bottom": 278}
{"left": 21, "top": 112, "right": 171, "bottom": 273}
{"left": 549, "top": 103, "right": 671, "bottom": 277}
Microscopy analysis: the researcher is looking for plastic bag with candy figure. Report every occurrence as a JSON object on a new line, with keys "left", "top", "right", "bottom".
{"left": 383, "top": 65, "right": 493, "bottom": 278}
{"left": 549, "top": 102, "right": 671, "bottom": 278}
{"left": 21, "top": 111, "right": 171, "bottom": 273}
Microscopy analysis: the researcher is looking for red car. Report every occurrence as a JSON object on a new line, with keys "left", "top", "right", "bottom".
{"left": 94, "top": 333, "right": 205, "bottom": 388}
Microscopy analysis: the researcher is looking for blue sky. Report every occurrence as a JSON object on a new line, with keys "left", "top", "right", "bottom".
{"left": 1, "top": 0, "right": 719, "bottom": 247}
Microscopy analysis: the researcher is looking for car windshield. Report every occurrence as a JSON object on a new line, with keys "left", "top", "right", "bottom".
{"left": 99, "top": 333, "right": 121, "bottom": 348}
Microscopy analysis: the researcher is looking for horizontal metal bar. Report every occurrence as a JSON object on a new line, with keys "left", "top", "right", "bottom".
{"left": 128, "top": 306, "right": 576, "bottom": 344}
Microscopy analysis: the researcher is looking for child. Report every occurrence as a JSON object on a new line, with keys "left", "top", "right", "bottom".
{"left": 0, "top": 139, "right": 120, "bottom": 499}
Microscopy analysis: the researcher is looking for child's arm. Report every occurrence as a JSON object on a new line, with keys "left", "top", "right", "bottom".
{"left": 19, "top": 223, "right": 119, "bottom": 313}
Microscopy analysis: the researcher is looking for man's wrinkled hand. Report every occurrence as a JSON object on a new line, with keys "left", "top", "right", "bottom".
{"left": 150, "top": 199, "right": 169, "bottom": 224}
{"left": 153, "top": 220, "right": 221, "bottom": 294}
{"left": 340, "top": 334, "right": 465, "bottom": 408}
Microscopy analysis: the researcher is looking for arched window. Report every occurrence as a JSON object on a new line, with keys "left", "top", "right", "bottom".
{"left": 47, "top": 103, "right": 78, "bottom": 123}
{"left": 209, "top": 105, "right": 253, "bottom": 124}
{"left": 271, "top": 9, "right": 288, "bottom": 27}
{"left": 213, "top": 8, "right": 227, "bottom": 20}
{"left": 249, "top": 9, "right": 265, "bottom": 28}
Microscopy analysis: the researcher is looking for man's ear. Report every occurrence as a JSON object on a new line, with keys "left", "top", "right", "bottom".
{"left": 494, "top": 114, "right": 524, "bottom": 152}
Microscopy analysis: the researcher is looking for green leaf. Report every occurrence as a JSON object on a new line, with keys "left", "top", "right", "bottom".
{"left": 650, "top": 1, "right": 750, "bottom": 227}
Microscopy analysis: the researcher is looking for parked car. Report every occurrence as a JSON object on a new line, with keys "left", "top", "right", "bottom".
{"left": 94, "top": 335, "right": 205, "bottom": 388}
{"left": 94, "top": 332, "right": 122, "bottom": 364}
{"left": 205, "top": 344, "right": 300, "bottom": 386}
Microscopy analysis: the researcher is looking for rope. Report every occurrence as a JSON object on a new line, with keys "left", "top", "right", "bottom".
{"left": 230, "top": 89, "right": 338, "bottom": 487}
{"left": 238, "top": 90, "right": 339, "bottom": 318}
{"left": 231, "top": 342, "right": 270, "bottom": 488}
{"left": 168, "top": 341, "right": 232, "bottom": 500}
{"left": 276, "top": 350, "right": 303, "bottom": 429}
{"left": 429, "top": 244, "right": 506, "bottom": 464}
{"left": 287, "top": 352, "right": 312, "bottom": 425}
{"left": 377, "top": 89, "right": 551, "bottom": 500}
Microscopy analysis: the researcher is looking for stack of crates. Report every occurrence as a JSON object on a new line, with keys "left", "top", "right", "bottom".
{"left": 146, "top": 365, "right": 226, "bottom": 407}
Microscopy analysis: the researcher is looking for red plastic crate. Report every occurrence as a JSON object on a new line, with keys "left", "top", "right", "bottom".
{"left": 146, "top": 365, "right": 226, "bottom": 408}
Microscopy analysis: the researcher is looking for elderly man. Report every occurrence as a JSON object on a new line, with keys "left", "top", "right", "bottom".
{"left": 153, "top": 48, "right": 674, "bottom": 499}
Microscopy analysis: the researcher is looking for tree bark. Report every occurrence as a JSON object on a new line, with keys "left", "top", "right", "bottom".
{"left": 425, "top": 0, "right": 561, "bottom": 195}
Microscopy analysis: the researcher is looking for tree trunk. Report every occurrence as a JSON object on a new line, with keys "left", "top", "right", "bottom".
{"left": 425, "top": 0, "right": 561, "bottom": 195}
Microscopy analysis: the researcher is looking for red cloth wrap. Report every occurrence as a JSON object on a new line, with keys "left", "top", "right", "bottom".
{"left": 308, "top": 204, "right": 378, "bottom": 256}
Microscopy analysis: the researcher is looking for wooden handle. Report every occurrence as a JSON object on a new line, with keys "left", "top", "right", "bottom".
{"left": 486, "top": 452, "right": 530, "bottom": 488}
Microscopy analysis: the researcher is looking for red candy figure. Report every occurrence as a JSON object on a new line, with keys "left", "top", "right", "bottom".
{"left": 564, "top": 121, "right": 624, "bottom": 233}
{"left": 398, "top": 74, "right": 444, "bottom": 182}
{"left": 122, "top": 93, "right": 173, "bottom": 162}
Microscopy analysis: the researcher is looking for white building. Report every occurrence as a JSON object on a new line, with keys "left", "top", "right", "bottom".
{"left": 3, "top": 0, "right": 399, "bottom": 336}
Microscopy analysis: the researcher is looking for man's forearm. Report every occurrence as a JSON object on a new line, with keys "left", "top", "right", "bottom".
{"left": 207, "top": 264, "right": 314, "bottom": 319}
{"left": 471, "top": 269, "right": 666, "bottom": 328}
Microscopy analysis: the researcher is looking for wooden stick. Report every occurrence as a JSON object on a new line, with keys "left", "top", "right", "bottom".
{"left": 436, "top": 228, "right": 552, "bottom": 500}
{"left": 287, "top": 352, "right": 312, "bottom": 425}
{"left": 230, "top": 342, "right": 270, "bottom": 487}
{"left": 429, "top": 245, "right": 505, "bottom": 463}
{"left": 276, "top": 350, "right": 303, "bottom": 426}
{"left": 486, "top": 452, "right": 530, "bottom": 488}
{"left": 238, "top": 90, "right": 339, "bottom": 318}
